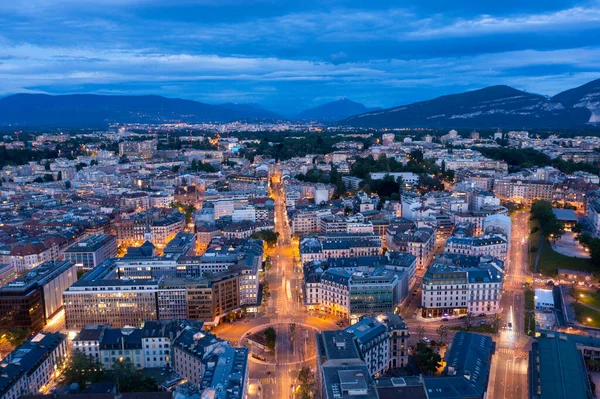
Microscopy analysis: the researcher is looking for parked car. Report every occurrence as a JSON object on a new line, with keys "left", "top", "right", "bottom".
{"left": 478, "top": 313, "right": 486, "bottom": 317}
{"left": 508, "top": 322, "right": 513, "bottom": 329}
{"left": 459, "top": 315, "right": 467, "bottom": 320}
{"left": 442, "top": 318, "right": 449, "bottom": 322}
{"left": 422, "top": 337, "right": 430, "bottom": 343}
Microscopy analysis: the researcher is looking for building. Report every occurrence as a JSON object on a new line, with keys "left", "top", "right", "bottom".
{"left": 63, "top": 234, "right": 118, "bottom": 269}
{"left": 315, "top": 330, "right": 379, "bottom": 399}
{"left": 120, "top": 192, "right": 150, "bottom": 211}
{"left": 300, "top": 233, "right": 383, "bottom": 264}
{"left": 0, "top": 263, "right": 17, "bottom": 286}
{"left": 344, "top": 314, "right": 409, "bottom": 377}
{"left": 172, "top": 324, "right": 248, "bottom": 397}
{"left": 119, "top": 139, "right": 157, "bottom": 159}
{"left": 421, "top": 254, "right": 504, "bottom": 318}
{"left": 552, "top": 208, "right": 579, "bottom": 230}
{"left": 534, "top": 289, "right": 555, "bottom": 310}
{"left": 444, "top": 234, "right": 508, "bottom": 261}
{"left": 0, "top": 260, "right": 77, "bottom": 332}
{"left": 529, "top": 332, "right": 593, "bottom": 399}
{"left": 387, "top": 227, "right": 435, "bottom": 269}
{"left": 114, "top": 208, "right": 185, "bottom": 248}
{"left": 0, "top": 332, "right": 68, "bottom": 399}
{"left": 163, "top": 232, "right": 197, "bottom": 257}
{"left": 423, "top": 332, "right": 494, "bottom": 399}
{"left": 494, "top": 179, "right": 554, "bottom": 203}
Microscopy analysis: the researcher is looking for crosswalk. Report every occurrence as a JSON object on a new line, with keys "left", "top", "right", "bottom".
{"left": 497, "top": 347, "right": 529, "bottom": 358}
{"left": 259, "top": 377, "right": 277, "bottom": 385}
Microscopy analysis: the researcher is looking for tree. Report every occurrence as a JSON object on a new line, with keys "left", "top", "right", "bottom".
{"left": 43, "top": 173, "right": 54, "bottom": 182}
{"left": 33, "top": 176, "right": 44, "bottom": 183}
{"left": 57, "top": 171, "right": 63, "bottom": 181}
{"left": 416, "top": 324, "right": 425, "bottom": 342}
{"left": 415, "top": 342, "right": 442, "bottom": 375}
{"left": 75, "top": 162, "right": 87, "bottom": 171}
{"left": 572, "top": 221, "right": 586, "bottom": 234}
{"left": 489, "top": 313, "right": 504, "bottom": 333}
{"left": 436, "top": 325, "right": 448, "bottom": 344}
{"left": 264, "top": 326, "right": 277, "bottom": 351}
{"left": 296, "top": 367, "right": 316, "bottom": 399}
{"left": 250, "top": 230, "right": 280, "bottom": 247}
{"left": 64, "top": 350, "right": 104, "bottom": 387}
{"left": 464, "top": 312, "right": 474, "bottom": 331}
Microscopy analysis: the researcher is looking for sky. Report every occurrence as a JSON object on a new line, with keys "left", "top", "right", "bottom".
{"left": 0, "top": 0, "right": 599, "bottom": 114}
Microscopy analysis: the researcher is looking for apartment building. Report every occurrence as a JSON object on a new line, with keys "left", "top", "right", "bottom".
{"left": 444, "top": 234, "right": 509, "bottom": 261}
{"left": 0, "top": 332, "right": 68, "bottom": 399}
{"left": 421, "top": 254, "right": 504, "bottom": 318}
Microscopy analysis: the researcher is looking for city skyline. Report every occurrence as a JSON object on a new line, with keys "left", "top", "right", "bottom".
{"left": 1, "top": 0, "right": 600, "bottom": 113}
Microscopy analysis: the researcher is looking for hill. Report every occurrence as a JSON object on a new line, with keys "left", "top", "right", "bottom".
{"left": 341, "top": 83, "right": 598, "bottom": 129}
{"left": 0, "top": 94, "right": 273, "bottom": 127}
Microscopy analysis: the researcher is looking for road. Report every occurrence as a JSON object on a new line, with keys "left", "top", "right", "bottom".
{"left": 487, "top": 211, "right": 531, "bottom": 399}
{"left": 214, "top": 169, "right": 340, "bottom": 399}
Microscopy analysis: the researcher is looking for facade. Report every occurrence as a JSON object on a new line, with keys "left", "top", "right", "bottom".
{"left": 300, "top": 233, "right": 383, "bottom": 264}
{"left": 119, "top": 139, "right": 157, "bottom": 159}
{"left": 114, "top": 208, "right": 185, "bottom": 248}
{"left": 0, "top": 332, "right": 68, "bottom": 399}
{"left": 421, "top": 254, "right": 504, "bottom": 318}
{"left": 0, "top": 260, "right": 77, "bottom": 332}
{"left": 444, "top": 234, "right": 508, "bottom": 261}
{"left": 494, "top": 179, "right": 554, "bottom": 203}
{"left": 63, "top": 234, "right": 118, "bottom": 269}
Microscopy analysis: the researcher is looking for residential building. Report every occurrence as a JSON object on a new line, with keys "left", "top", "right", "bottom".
{"left": 444, "top": 234, "right": 508, "bottom": 261}
{"left": 421, "top": 254, "right": 504, "bottom": 318}
{"left": 0, "top": 332, "right": 68, "bottom": 399}
{"left": 63, "top": 234, "right": 118, "bottom": 269}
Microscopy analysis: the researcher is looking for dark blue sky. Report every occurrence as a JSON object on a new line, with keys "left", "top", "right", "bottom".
{"left": 1, "top": 0, "right": 599, "bottom": 113}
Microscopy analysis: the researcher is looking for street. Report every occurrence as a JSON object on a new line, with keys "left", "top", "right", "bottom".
{"left": 487, "top": 211, "right": 531, "bottom": 399}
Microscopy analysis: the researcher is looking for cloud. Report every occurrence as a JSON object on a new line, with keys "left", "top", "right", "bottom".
{"left": 408, "top": 6, "right": 600, "bottom": 38}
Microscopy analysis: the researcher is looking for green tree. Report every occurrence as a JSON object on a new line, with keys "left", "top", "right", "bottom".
{"left": 250, "top": 230, "right": 280, "bottom": 247}
{"left": 64, "top": 350, "right": 104, "bottom": 387}
{"left": 296, "top": 366, "right": 316, "bottom": 399}
{"left": 489, "top": 313, "right": 504, "bottom": 333}
{"left": 436, "top": 325, "right": 448, "bottom": 344}
{"left": 264, "top": 326, "right": 277, "bottom": 351}
{"left": 415, "top": 342, "right": 442, "bottom": 375}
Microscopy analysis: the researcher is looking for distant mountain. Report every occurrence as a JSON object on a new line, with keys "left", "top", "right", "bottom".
{"left": 341, "top": 82, "right": 599, "bottom": 129}
{"left": 550, "top": 78, "right": 600, "bottom": 123}
{"left": 298, "top": 98, "right": 379, "bottom": 121}
{"left": 219, "top": 102, "right": 281, "bottom": 120}
{"left": 0, "top": 94, "right": 277, "bottom": 127}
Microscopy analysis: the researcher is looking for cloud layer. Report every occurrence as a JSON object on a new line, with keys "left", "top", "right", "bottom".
{"left": 0, "top": 0, "right": 599, "bottom": 113}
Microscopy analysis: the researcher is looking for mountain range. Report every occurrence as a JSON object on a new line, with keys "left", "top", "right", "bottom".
{"left": 0, "top": 77, "right": 599, "bottom": 128}
{"left": 341, "top": 79, "right": 600, "bottom": 129}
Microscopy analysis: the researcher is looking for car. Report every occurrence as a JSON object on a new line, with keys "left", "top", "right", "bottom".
{"left": 480, "top": 321, "right": 486, "bottom": 325}
{"left": 508, "top": 322, "right": 513, "bottom": 329}
{"left": 442, "top": 318, "right": 449, "bottom": 322}
{"left": 459, "top": 315, "right": 467, "bottom": 320}
{"left": 478, "top": 313, "right": 486, "bottom": 317}
{"left": 422, "top": 337, "right": 430, "bottom": 343}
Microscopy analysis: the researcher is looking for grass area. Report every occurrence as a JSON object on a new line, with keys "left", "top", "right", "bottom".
{"left": 528, "top": 219, "right": 541, "bottom": 267}
{"left": 573, "top": 303, "right": 600, "bottom": 328}
{"left": 530, "top": 239, "right": 595, "bottom": 276}
{"left": 577, "top": 290, "right": 600, "bottom": 309}
{"left": 524, "top": 287, "right": 535, "bottom": 336}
